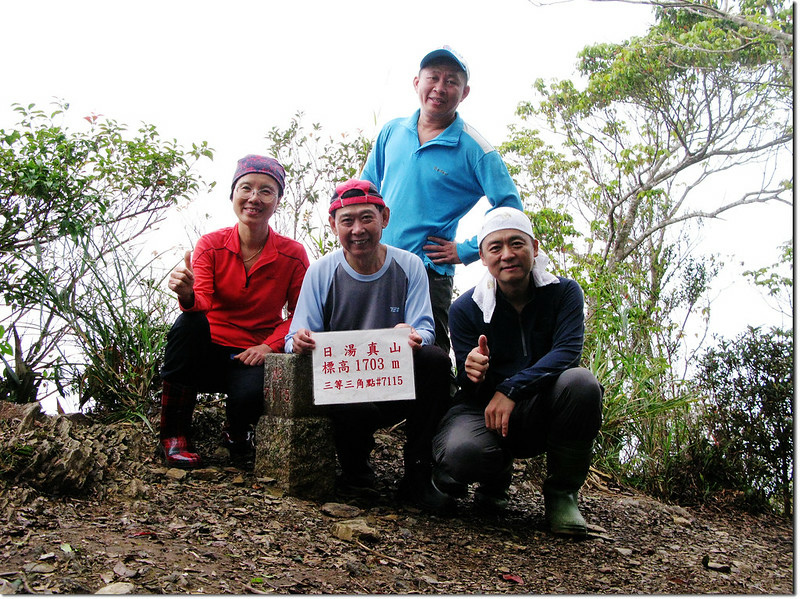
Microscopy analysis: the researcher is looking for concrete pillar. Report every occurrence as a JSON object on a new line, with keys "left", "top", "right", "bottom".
{"left": 254, "top": 353, "right": 336, "bottom": 500}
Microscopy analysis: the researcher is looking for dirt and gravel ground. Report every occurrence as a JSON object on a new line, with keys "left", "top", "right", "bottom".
{"left": 0, "top": 400, "right": 794, "bottom": 594}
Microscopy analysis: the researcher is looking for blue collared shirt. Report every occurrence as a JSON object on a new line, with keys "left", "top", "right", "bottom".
{"left": 361, "top": 110, "right": 523, "bottom": 276}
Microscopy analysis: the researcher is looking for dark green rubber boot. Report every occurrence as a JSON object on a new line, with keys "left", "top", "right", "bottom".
{"left": 543, "top": 442, "right": 593, "bottom": 537}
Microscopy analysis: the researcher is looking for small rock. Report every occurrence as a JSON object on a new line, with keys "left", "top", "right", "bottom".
{"left": 165, "top": 468, "right": 187, "bottom": 481}
{"left": 192, "top": 468, "right": 222, "bottom": 481}
{"left": 0, "top": 578, "right": 16, "bottom": 594}
{"left": 321, "top": 503, "right": 362, "bottom": 518}
{"left": 331, "top": 518, "right": 379, "bottom": 543}
{"left": 665, "top": 504, "right": 693, "bottom": 519}
{"left": 618, "top": 498, "right": 641, "bottom": 508}
{"left": 113, "top": 561, "right": 138, "bottom": 578}
{"left": 615, "top": 548, "right": 633, "bottom": 557}
{"left": 123, "top": 478, "right": 148, "bottom": 499}
{"left": 264, "top": 486, "right": 284, "bottom": 498}
{"left": 23, "top": 562, "right": 56, "bottom": 573}
{"left": 95, "top": 582, "right": 137, "bottom": 594}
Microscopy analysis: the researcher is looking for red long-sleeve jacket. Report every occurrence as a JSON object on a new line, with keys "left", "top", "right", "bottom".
{"left": 182, "top": 224, "right": 309, "bottom": 352}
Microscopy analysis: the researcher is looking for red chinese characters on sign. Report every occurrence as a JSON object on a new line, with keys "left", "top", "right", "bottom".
{"left": 320, "top": 342, "right": 404, "bottom": 390}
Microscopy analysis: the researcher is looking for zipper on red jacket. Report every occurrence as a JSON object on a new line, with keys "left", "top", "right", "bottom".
{"left": 243, "top": 261, "right": 252, "bottom": 289}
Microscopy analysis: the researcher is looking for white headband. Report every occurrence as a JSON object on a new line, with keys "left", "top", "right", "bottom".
{"left": 478, "top": 207, "right": 535, "bottom": 249}
{"left": 473, "top": 207, "right": 559, "bottom": 322}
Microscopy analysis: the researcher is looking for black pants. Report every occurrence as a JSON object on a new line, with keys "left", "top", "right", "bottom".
{"left": 426, "top": 269, "right": 455, "bottom": 356}
{"left": 329, "top": 344, "right": 452, "bottom": 477}
{"left": 161, "top": 312, "right": 264, "bottom": 435}
{"left": 432, "top": 368, "right": 603, "bottom": 488}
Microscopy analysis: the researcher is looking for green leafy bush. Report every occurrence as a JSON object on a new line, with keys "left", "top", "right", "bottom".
{"left": 0, "top": 101, "right": 212, "bottom": 417}
{"left": 694, "top": 327, "right": 793, "bottom": 516}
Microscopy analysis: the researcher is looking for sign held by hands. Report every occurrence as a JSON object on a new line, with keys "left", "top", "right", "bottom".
{"left": 312, "top": 328, "right": 416, "bottom": 405}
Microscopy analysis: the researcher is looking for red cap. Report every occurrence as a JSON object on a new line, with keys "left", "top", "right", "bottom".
{"left": 329, "top": 179, "right": 385, "bottom": 214}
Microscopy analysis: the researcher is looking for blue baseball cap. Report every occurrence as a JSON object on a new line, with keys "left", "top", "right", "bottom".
{"left": 420, "top": 45, "right": 470, "bottom": 82}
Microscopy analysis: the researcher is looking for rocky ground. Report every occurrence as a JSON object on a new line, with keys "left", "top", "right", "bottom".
{"left": 0, "top": 400, "right": 794, "bottom": 595}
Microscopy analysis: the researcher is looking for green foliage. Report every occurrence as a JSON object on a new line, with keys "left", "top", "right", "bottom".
{"left": 524, "top": 0, "right": 792, "bottom": 270}
{"left": 0, "top": 326, "right": 9, "bottom": 357}
{"left": 1, "top": 102, "right": 211, "bottom": 275}
{"left": 502, "top": 1, "right": 791, "bottom": 505}
{"left": 265, "top": 112, "right": 373, "bottom": 259}
{"left": 652, "top": 0, "right": 793, "bottom": 86}
{"left": 500, "top": 124, "right": 586, "bottom": 211}
{"left": 500, "top": 127, "right": 583, "bottom": 272}
{"left": 51, "top": 236, "right": 173, "bottom": 423}
{"left": 0, "top": 325, "right": 40, "bottom": 404}
{"left": 694, "top": 327, "right": 793, "bottom": 516}
{"left": 577, "top": 0, "right": 792, "bottom": 112}
{"left": 0, "top": 101, "right": 211, "bottom": 417}
{"left": 744, "top": 240, "right": 792, "bottom": 317}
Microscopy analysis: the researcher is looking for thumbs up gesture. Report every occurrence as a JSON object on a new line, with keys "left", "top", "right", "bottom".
{"left": 169, "top": 250, "right": 195, "bottom": 307}
{"left": 465, "top": 334, "right": 490, "bottom": 384}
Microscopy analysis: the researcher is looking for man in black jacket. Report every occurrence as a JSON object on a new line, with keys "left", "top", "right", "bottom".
{"left": 430, "top": 207, "right": 603, "bottom": 537}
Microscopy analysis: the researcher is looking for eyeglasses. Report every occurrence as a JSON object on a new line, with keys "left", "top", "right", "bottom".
{"left": 235, "top": 183, "right": 279, "bottom": 200}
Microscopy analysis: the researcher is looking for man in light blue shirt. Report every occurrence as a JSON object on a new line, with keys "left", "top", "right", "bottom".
{"left": 361, "top": 45, "right": 523, "bottom": 353}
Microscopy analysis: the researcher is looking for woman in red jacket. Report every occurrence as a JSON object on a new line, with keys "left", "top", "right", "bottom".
{"left": 160, "top": 155, "right": 309, "bottom": 468}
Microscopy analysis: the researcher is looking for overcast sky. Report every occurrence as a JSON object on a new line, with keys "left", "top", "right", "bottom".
{"left": 1, "top": 0, "right": 793, "bottom": 345}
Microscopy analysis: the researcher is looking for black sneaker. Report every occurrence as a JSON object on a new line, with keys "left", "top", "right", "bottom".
{"left": 397, "top": 471, "right": 457, "bottom": 515}
{"left": 336, "top": 470, "right": 379, "bottom": 499}
{"left": 221, "top": 429, "right": 255, "bottom": 470}
{"left": 473, "top": 486, "right": 509, "bottom": 513}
